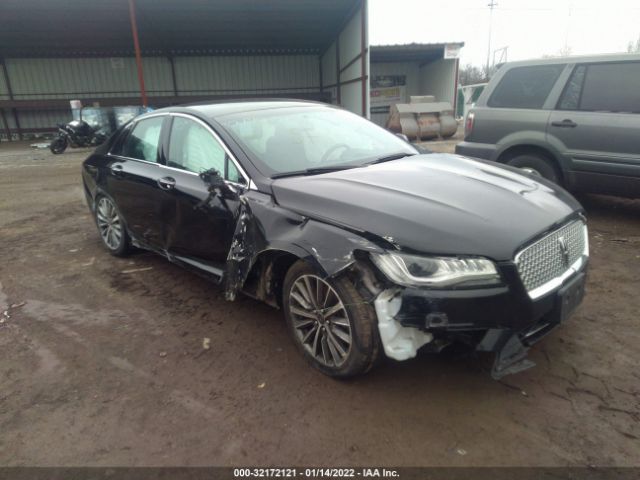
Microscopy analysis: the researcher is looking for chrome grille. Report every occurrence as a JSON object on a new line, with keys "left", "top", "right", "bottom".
{"left": 515, "top": 220, "right": 587, "bottom": 297}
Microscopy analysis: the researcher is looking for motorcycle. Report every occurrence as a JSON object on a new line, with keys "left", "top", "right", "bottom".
{"left": 49, "top": 119, "right": 107, "bottom": 154}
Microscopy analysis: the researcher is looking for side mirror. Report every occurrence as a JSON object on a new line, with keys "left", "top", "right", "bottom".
{"left": 395, "top": 133, "right": 410, "bottom": 143}
{"left": 199, "top": 168, "right": 226, "bottom": 189}
{"left": 199, "top": 168, "right": 240, "bottom": 199}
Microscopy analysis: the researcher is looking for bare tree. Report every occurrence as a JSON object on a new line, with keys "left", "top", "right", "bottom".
{"left": 558, "top": 45, "right": 573, "bottom": 57}
{"left": 543, "top": 46, "right": 573, "bottom": 58}
{"left": 627, "top": 36, "right": 640, "bottom": 53}
{"left": 459, "top": 64, "right": 488, "bottom": 86}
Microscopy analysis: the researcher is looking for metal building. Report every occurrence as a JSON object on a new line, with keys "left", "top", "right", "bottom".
{"left": 369, "top": 43, "right": 463, "bottom": 127}
{"left": 0, "top": 0, "right": 369, "bottom": 140}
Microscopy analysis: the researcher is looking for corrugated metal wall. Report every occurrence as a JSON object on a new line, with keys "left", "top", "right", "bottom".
{"left": 320, "top": 1, "right": 368, "bottom": 117}
{"left": 6, "top": 57, "right": 174, "bottom": 99}
{"left": 175, "top": 55, "right": 319, "bottom": 96}
{"left": 0, "top": 54, "right": 323, "bottom": 138}
{"left": 0, "top": 68, "right": 9, "bottom": 100}
{"left": 13, "top": 109, "right": 69, "bottom": 130}
{"left": 4, "top": 55, "right": 321, "bottom": 100}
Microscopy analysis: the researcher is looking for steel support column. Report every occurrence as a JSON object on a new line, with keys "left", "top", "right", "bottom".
{"left": 453, "top": 57, "right": 460, "bottom": 117}
{"left": 167, "top": 55, "right": 178, "bottom": 97}
{"left": 0, "top": 109, "right": 11, "bottom": 140}
{"left": 128, "top": 0, "right": 148, "bottom": 107}
{"left": 0, "top": 58, "right": 19, "bottom": 140}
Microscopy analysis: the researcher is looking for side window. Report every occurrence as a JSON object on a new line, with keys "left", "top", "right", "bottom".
{"left": 119, "top": 117, "right": 164, "bottom": 162}
{"left": 168, "top": 117, "right": 226, "bottom": 175}
{"left": 557, "top": 65, "right": 586, "bottom": 110}
{"left": 226, "top": 159, "right": 246, "bottom": 185}
{"left": 488, "top": 64, "right": 565, "bottom": 109}
{"left": 579, "top": 62, "right": 640, "bottom": 113}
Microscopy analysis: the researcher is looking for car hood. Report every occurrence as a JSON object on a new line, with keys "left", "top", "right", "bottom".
{"left": 270, "top": 154, "right": 582, "bottom": 261}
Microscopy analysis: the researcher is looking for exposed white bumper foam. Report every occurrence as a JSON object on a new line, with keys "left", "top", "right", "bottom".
{"left": 374, "top": 289, "right": 433, "bottom": 361}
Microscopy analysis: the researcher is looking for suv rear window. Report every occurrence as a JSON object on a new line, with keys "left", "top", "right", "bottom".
{"left": 488, "top": 64, "right": 565, "bottom": 109}
{"left": 579, "top": 62, "right": 640, "bottom": 113}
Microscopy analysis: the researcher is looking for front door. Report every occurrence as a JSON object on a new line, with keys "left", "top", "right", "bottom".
{"left": 159, "top": 115, "right": 248, "bottom": 271}
{"left": 107, "top": 115, "right": 168, "bottom": 248}
{"left": 548, "top": 61, "right": 640, "bottom": 195}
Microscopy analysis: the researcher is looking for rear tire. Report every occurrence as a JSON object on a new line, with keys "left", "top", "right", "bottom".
{"left": 94, "top": 196, "right": 130, "bottom": 257}
{"left": 49, "top": 136, "right": 68, "bottom": 154}
{"left": 283, "top": 261, "right": 381, "bottom": 378}
{"left": 507, "top": 153, "right": 561, "bottom": 184}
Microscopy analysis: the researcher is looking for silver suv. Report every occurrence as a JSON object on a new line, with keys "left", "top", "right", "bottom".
{"left": 455, "top": 54, "right": 640, "bottom": 197}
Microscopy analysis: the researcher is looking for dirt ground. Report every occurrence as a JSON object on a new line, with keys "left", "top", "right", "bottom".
{"left": 0, "top": 139, "right": 639, "bottom": 467}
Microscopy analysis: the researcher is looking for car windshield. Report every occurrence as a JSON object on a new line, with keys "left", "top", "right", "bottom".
{"left": 217, "top": 106, "right": 417, "bottom": 176}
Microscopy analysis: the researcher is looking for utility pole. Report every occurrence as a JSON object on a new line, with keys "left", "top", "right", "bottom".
{"left": 486, "top": 0, "right": 497, "bottom": 80}
{"left": 563, "top": 1, "right": 573, "bottom": 56}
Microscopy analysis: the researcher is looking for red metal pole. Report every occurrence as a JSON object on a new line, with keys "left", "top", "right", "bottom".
{"left": 453, "top": 57, "right": 460, "bottom": 118}
{"left": 128, "top": 0, "right": 148, "bottom": 107}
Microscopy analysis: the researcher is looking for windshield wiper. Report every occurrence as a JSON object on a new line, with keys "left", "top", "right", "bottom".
{"left": 271, "top": 164, "right": 359, "bottom": 179}
{"left": 367, "top": 152, "right": 417, "bottom": 165}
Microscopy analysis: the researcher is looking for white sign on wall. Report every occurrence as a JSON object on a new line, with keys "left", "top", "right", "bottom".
{"left": 444, "top": 44, "right": 461, "bottom": 59}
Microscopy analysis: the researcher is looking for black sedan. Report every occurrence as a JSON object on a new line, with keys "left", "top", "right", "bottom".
{"left": 81, "top": 100, "right": 589, "bottom": 378}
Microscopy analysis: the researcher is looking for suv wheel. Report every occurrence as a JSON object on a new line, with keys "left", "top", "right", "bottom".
{"left": 282, "top": 261, "right": 381, "bottom": 377}
{"left": 507, "top": 153, "right": 561, "bottom": 184}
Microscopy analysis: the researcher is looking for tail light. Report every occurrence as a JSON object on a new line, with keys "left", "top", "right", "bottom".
{"left": 464, "top": 112, "right": 475, "bottom": 138}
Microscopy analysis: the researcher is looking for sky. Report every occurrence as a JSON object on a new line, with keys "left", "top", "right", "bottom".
{"left": 369, "top": 0, "right": 640, "bottom": 67}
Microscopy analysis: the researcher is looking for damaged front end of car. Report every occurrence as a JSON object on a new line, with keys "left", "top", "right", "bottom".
{"left": 221, "top": 185, "right": 587, "bottom": 380}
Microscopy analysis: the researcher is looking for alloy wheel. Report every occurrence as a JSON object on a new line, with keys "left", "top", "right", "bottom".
{"left": 289, "top": 274, "right": 352, "bottom": 367}
{"left": 96, "top": 197, "right": 123, "bottom": 250}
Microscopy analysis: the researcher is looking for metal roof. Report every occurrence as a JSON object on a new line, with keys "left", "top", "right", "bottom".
{"left": 0, "top": 0, "right": 362, "bottom": 57}
{"left": 370, "top": 42, "right": 464, "bottom": 63}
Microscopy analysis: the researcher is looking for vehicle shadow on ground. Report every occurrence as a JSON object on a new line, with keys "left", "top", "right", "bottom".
{"left": 577, "top": 193, "right": 640, "bottom": 223}
{"left": 114, "top": 233, "right": 548, "bottom": 393}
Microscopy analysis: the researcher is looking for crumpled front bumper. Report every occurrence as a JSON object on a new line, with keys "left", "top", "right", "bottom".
{"left": 372, "top": 261, "right": 588, "bottom": 378}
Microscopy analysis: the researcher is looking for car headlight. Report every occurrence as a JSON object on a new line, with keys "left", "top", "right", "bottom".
{"left": 370, "top": 252, "right": 501, "bottom": 288}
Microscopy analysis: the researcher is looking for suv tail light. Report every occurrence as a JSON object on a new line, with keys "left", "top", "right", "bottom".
{"left": 465, "top": 112, "right": 475, "bottom": 139}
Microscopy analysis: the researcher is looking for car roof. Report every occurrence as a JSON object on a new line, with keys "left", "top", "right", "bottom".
{"left": 501, "top": 52, "right": 640, "bottom": 68}
{"left": 145, "top": 99, "right": 331, "bottom": 120}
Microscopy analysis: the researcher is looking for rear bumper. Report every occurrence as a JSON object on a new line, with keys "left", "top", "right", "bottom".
{"left": 455, "top": 141, "right": 497, "bottom": 161}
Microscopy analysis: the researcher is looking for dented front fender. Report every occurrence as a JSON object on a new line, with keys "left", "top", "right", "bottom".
{"left": 224, "top": 190, "right": 389, "bottom": 300}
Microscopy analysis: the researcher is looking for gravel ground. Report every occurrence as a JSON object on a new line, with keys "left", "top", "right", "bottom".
{"left": 0, "top": 140, "right": 639, "bottom": 467}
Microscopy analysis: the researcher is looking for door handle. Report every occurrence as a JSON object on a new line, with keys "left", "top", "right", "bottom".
{"left": 157, "top": 176, "right": 176, "bottom": 190}
{"left": 551, "top": 119, "right": 577, "bottom": 128}
{"left": 110, "top": 164, "right": 124, "bottom": 176}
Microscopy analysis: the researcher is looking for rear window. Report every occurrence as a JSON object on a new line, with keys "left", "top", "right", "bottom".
{"left": 579, "top": 62, "right": 640, "bottom": 113}
{"left": 488, "top": 64, "right": 565, "bottom": 109}
{"left": 116, "top": 116, "right": 164, "bottom": 162}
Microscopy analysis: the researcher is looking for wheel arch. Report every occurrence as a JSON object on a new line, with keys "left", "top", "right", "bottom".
{"left": 242, "top": 248, "right": 305, "bottom": 308}
{"left": 240, "top": 244, "right": 383, "bottom": 309}
{"left": 497, "top": 144, "right": 565, "bottom": 183}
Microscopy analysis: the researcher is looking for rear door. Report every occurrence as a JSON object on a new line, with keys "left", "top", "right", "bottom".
{"left": 158, "top": 114, "right": 249, "bottom": 273}
{"left": 106, "top": 115, "right": 168, "bottom": 247}
{"left": 548, "top": 61, "right": 640, "bottom": 194}
{"left": 470, "top": 63, "right": 566, "bottom": 154}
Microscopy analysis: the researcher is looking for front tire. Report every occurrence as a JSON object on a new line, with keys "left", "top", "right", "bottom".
{"left": 507, "top": 153, "right": 561, "bottom": 184}
{"left": 49, "top": 136, "right": 68, "bottom": 154}
{"left": 95, "top": 196, "right": 130, "bottom": 256}
{"left": 283, "top": 261, "right": 381, "bottom": 377}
